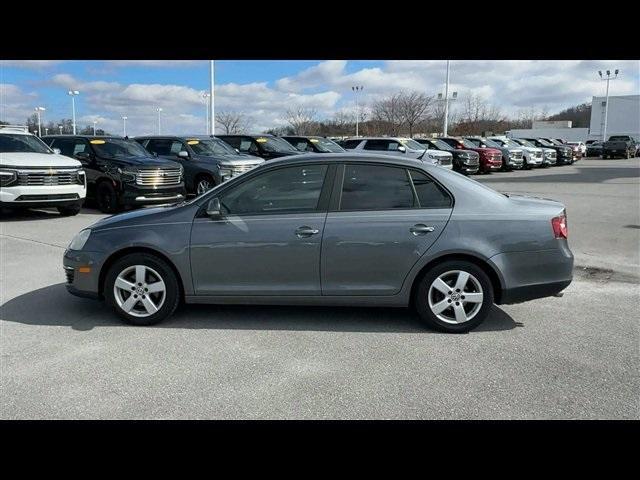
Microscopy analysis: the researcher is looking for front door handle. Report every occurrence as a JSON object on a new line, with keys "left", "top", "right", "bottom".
{"left": 410, "top": 224, "right": 435, "bottom": 236}
{"left": 295, "top": 226, "right": 320, "bottom": 238}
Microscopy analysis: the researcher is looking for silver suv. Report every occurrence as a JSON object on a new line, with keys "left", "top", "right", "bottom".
{"left": 342, "top": 137, "right": 453, "bottom": 170}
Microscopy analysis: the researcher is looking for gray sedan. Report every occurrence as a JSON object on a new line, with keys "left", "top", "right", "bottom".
{"left": 63, "top": 154, "right": 573, "bottom": 333}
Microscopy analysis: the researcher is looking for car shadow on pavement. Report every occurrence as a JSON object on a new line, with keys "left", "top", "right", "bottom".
{"left": 0, "top": 207, "right": 104, "bottom": 222}
{"left": 1, "top": 283, "right": 521, "bottom": 334}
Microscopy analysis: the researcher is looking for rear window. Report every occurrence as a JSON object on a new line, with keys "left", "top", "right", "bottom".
{"left": 342, "top": 139, "right": 363, "bottom": 149}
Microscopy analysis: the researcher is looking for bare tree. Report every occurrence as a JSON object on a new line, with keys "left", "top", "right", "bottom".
{"left": 371, "top": 93, "right": 404, "bottom": 135}
{"left": 284, "top": 107, "right": 318, "bottom": 135}
{"left": 215, "top": 111, "right": 252, "bottom": 134}
{"left": 398, "top": 92, "right": 433, "bottom": 137}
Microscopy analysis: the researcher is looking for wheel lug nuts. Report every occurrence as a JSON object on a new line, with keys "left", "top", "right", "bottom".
{"left": 134, "top": 294, "right": 138, "bottom": 298}
{"left": 448, "top": 291, "right": 452, "bottom": 295}
{"left": 462, "top": 296, "right": 465, "bottom": 299}
{"left": 455, "top": 302, "right": 460, "bottom": 306}
{"left": 142, "top": 295, "right": 146, "bottom": 299}
{"left": 138, "top": 283, "right": 142, "bottom": 286}
{"left": 145, "top": 288, "right": 148, "bottom": 292}
{"left": 131, "top": 287, "right": 135, "bottom": 290}
{"left": 448, "top": 299, "right": 452, "bottom": 303}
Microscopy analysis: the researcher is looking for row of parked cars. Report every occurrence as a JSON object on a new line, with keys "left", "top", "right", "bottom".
{"left": 0, "top": 124, "right": 634, "bottom": 216}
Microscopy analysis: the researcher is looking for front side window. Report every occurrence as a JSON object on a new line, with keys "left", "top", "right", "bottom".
{"left": 0, "top": 134, "right": 52, "bottom": 154}
{"left": 219, "top": 164, "right": 328, "bottom": 215}
{"left": 340, "top": 164, "right": 414, "bottom": 211}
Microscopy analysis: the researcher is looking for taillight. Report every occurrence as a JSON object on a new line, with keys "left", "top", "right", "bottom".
{"left": 551, "top": 212, "right": 568, "bottom": 239}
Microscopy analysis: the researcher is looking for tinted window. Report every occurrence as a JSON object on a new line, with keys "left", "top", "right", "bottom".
{"left": 50, "top": 138, "right": 78, "bottom": 157}
{"left": 409, "top": 170, "right": 452, "bottom": 208}
{"left": 219, "top": 136, "right": 241, "bottom": 149}
{"left": 342, "top": 139, "right": 363, "bottom": 149}
{"left": 363, "top": 139, "right": 400, "bottom": 151}
{"left": 285, "top": 138, "right": 311, "bottom": 152}
{"left": 340, "top": 164, "right": 414, "bottom": 211}
{"left": 145, "top": 139, "right": 173, "bottom": 156}
{"left": 440, "top": 138, "right": 458, "bottom": 148}
{"left": 0, "top": 134, "right": 52, "bottom": 154}
{"left": 219, "top": 164, "right": 328, "bottom": 215}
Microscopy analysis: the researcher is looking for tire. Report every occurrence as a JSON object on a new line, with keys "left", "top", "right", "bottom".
{"left": 414, "top": 260, "right": 494, "bottom": 333}
{"left": 195, "top": 174, "right": 215, "bottom": 196}
{"left": 96, "top": 181, "right": 120, "bottom": 213}
{"left": 57, "top": 203, "right": 82, "bottom": 216}
{"left": 104, "top": 253, "right": 180, "bottom": 326}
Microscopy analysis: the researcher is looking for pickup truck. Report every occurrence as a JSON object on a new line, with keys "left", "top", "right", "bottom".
{"left": 602, "top": 135, "right": 637, "bottom": 159}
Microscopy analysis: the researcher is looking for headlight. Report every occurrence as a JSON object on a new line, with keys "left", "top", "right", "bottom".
{"left": 69, "top": 229, "right": 91, "bottom": 251}
{"left": 219, "top": 168, "right": 232, "bottom": 180}
{"left": 116, "top": 167, "right": 137, "bottom": 182}
{"left": 77, "top": 169, "right": 86, "bottom": 186}
{"left": 0, "top": 169, "right": 17, "bottom": 187}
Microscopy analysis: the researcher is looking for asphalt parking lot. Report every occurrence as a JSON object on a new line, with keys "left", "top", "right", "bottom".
{"left": 1, "top": 157, "right": 638, "bottom": 419}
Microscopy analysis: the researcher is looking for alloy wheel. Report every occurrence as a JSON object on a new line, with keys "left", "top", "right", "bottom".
{"left": 113, "top": 265, "right": 166, "bottom": 318}
{"left": 197, "top": 179, "right": 211, "bottom": 196}
{"left": 427, "top": 270, "right": 484, "bottom": 324}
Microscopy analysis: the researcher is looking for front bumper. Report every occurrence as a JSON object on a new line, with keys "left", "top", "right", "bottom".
{"left": 63, "top": 249, "right": 107, "bottom": 299}
{"left": 505, "top": 157, "right": 524, "bottom": 169}
{"left": 0, "top": 184, "right": 86, "bottom": 205}
{"left": 120, "top": 183, "right": 187, "bottom": 207}
{"left": 543, "top": 156, "right": 557, "bottom": 166}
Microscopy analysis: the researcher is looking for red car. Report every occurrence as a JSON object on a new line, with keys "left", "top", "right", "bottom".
{"left": 440, "top": 137, "right": 502, "bottom": 173}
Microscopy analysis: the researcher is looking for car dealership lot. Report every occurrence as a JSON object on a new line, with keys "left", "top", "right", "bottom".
{"left": 1, "top": 157, "right": 638, "bottom": 419}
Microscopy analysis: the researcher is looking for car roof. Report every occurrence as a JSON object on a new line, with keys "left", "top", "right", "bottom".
{"left": 215, "top": 133, "right": 276, "bottom": 138}
{"left": 256, "top": 152, "right": 431, "bottom": 170}
{"left": 42, "top": 134, "right": 126, "bottom": 140}
{"left": 133, "top": 135, "right": 224, "bottom": 140}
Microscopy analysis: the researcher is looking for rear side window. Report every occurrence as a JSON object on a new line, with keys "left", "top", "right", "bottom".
{"left": 408, "top": 170, "right": 452, "bottom": 208}
{"left": 219, "top": 136, "right": 240, "bottom": 149}
{"left": 145, "top": 139, "right": 173, "bottom": 155}
{"left": 363, "top": 139, "right": 400, "bottom": 151}
{"left": 340, "top": 164, "right": 415, "bottom": 210}
{"left": 342, "top": 140, "right": 363, "bottom": 149}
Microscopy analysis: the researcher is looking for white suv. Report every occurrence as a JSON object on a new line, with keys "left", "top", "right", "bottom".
{"left": 342, "top": 137, "right": 453, "bottom": 169}
{"left": 0, "top": 126, "right": 86, "bottom": 215}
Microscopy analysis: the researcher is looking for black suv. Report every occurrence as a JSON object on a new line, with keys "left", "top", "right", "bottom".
{"left": 414, "top": 138, "right": 479, "bottom": 174}
{"left": 522, "top": 137, "right": 573, "bottom": 165}
{"left": 216, "top": 134, "right": 303, "bottom": 160}
{"left": 281, "top": 136, "right": 346, "bottom": 153}
{"left": 135, "top": 135, "right": 264, "bottom": 195}
{"left": 42, "top": 135, "right": 186, "bottom": 213}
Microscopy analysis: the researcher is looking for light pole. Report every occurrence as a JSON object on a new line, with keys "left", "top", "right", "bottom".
{"left": 203, "top": 92, "right": 211, "bottom": 134}
{"left": 122, "top": 116, "right": 128, "bottom": 136}
{"left": 351, "top": 85, "right": 364, "bottom": 136}
{"left": 45, "top": 128, "right": 49, "bottom": 135}
{"left": 34, "top": 106, "right": 46, "bottom": 136}
{"left": 438, "top": 60, "right": 458, "bottom": 136}
{"left": 598, "top": 69, "right": 619, "bottom": 142}
{"left": 67, "top": 90, "right": 80, "bottom": 134}
{"left": 156, "top": 107, "right": 163, "bottom": 135}
{"left": 93, "top": 120, "right": 98, "bottom": 135}
{"left": 58, "top": 125, "right": 63, "bottom": 135}
{"left": 210, "top": 60, "right": 215, "bottom": 135}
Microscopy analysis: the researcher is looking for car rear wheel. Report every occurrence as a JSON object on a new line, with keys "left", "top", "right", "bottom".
{"left": 414, "top": 260, "right": 494, "bottom": 333}
{"left": 104, "top": 253, "right": 180, "bottom": 326}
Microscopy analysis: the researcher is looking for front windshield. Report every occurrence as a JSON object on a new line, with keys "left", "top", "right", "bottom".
{"left": 513, "top": 138, "right": 535, "bottom": 148}
{"left": 258, "top": 136, "right": 298, "bottom": 153}
{"left": 400, "top": 139, "right": 428, "bottom": 150}
{"left": 310, "top": 137, "right": 345, "bottom": 153}
{"left": 482, "top": 139, "right": 503, "bottom": 149}
{"left": 548, "top": 139, "right": 564, "bottom": 146}
{"left": 431, "top": 139, "right": 453, "bottom": 151}
{"left": 0, "top": 133, "right": 52, "bottom": 154}
{"left": 90, "top": 138, "right": 151, "bottom": 159}
{"left": 188, "top": 138, "right": 237, "bottom": 156}
{"left": 533, "top": 138, "right": 554, "bottom": 147}
{"left": 461, "top": 138, "right": 480, "bottom": 149}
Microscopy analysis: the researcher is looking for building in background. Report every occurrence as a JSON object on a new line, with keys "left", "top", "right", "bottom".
{"left": 507, "top": 95, "right": 640, "bottom": 142}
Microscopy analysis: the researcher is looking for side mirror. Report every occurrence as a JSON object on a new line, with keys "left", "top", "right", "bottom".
{"left": 75, "top": 151, "right": 91, "bottom": 163}
{"left": 235, "top": 148, "right": 240, "bottom": 154}
{"left": 177, "top": 151, "right": 189, "bottom": 159}
{"left": 52, "top": 148, "right": 61, "bottom": 154}
{"left": 397, "top": 145, "right": 406, "bottom": 153}
{"left": 206, "top": 198, "right": 222, "bottom": 218}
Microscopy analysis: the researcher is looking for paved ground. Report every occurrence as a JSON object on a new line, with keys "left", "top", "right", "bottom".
{"left": 1, "top": 157, "right": 638, "bottom": 419}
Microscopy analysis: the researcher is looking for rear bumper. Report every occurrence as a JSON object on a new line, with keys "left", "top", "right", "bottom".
{"left": 490, "top": 245, "right": 574, "bottom": 305}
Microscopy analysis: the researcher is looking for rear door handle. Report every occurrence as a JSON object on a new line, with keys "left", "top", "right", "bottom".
{"left": 410, "top": 224, "right": 435, "bottom": 235}
{"left": 295, "top": 226, "right": 320, "bottom": 238}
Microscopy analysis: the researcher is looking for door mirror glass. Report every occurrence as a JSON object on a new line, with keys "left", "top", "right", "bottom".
{"left": 52, "top": 148, "right": 61, "bottom": 154}
{"left": 206, "top": 197, "right": 222, "bottom": 218}
{"left": 177, "top": 150, "right": 189, "bottom": 158}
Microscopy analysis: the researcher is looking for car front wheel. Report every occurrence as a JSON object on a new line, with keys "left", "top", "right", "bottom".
{"left": 104, "top": 253, "right": 180, "bottom": 326}
{"left": 414, "top": 260, "right": 494, "bottom": 333}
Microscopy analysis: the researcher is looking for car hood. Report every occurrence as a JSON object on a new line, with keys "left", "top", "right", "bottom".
{"left": 0, "top": 152, "right": 81, "bottom": 168}
{"left": 520, "top": 146, "right": 543, "bottom": 153}
{"left": 453, "top": 149, "right": 479, "bottom": 157}
{"left": 90, "top": 203, "right": 188, "bottom": 231}
{"left": 112, "top": 156, "right": 181, "bottom": 168}
{"left": 423, "top": 149, "right": 452, "bottom": 158}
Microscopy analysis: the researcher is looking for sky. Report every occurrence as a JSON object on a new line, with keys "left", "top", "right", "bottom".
{"left": 1, "top": 60, "right": 638, "bottom": 136}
